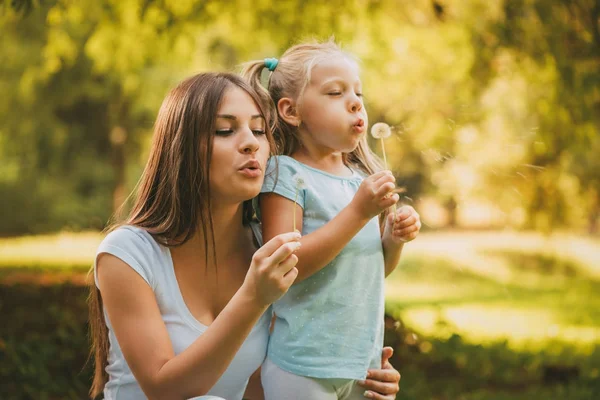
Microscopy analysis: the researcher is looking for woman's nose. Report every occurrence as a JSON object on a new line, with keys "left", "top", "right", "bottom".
{"left": 240, "top": 128, "right": 260, "bottom": 154}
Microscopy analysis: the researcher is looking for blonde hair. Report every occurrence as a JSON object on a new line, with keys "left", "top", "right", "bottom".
{"left": 241, "top": 39, "right": 385, "bottom": 177}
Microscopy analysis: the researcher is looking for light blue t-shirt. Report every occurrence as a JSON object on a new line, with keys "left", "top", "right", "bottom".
{"left": 260, "top": 155, "right": 385, "bottom": 380}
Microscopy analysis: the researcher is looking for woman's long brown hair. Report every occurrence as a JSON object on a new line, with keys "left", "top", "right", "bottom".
{"left": 88, "top": 72, "right": 274, "bottom": 398}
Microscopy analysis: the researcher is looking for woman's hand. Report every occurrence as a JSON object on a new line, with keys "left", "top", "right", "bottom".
{"left": 357, "top": 347, "right": 401, "bottom": 399}
{"left": 241, "top": 231, "right": 301, "bottom": 307}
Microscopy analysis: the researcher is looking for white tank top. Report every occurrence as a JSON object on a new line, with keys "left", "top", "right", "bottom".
{"left": 94, "top": 225, "right": 270, "bottom": 400}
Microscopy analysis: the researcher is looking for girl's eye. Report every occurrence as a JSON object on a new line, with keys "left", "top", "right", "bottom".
{"left": 328, "top": 92, "right": 342, "bottom": 96}
{"left": 215, "top": 129, "right": 233, "bottom": 136}
{"left": 252, "top": 129, "right": 266, "bottom": 135}
{"left": 356, "top": 92, "right": 363, "bottom": 97}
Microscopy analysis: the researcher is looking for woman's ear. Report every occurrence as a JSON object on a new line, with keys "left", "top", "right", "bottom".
{"left": 277, "top": 97, "right": 301, "bottom": 127}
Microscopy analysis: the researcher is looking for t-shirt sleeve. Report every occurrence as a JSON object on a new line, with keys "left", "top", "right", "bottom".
{"left": 260, "top": 156, "right": 306, "bottom": 209}
{"left": 94, "top": 227, "right": 157, "bottom": 290}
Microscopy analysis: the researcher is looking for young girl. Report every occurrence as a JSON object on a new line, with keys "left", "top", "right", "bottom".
{"left": 243, "top": 41, "right": 420, "bottom": 399}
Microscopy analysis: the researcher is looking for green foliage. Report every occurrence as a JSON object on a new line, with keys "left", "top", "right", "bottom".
{"left": 0, "top": 0, "right": 598, "bottom": 235}
{"left": 0, "top": 283, "right": 92, "bottom": 399}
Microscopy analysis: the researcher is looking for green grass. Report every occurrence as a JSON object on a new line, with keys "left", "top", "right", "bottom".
{"left": 386, "top": 231, "right": 600, "bottom": 349}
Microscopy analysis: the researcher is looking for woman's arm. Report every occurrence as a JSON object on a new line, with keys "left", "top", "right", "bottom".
{"left": 96, "top": 232, "right": 300, "bottom": 400}
{"left": 261, "top": 171, "right": 398, "bottom": 282}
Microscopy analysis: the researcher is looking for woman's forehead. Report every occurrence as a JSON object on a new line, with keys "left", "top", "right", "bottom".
{"left": 217, "top": 86, "right": 263, "bottom": 117}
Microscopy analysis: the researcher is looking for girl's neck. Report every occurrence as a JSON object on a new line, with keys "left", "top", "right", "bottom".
{"left": 293, "top": 146, "right": 352, "bottom": 177}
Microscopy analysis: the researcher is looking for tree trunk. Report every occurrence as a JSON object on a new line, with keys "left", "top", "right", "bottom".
{"left": 445, "top": 197, "right": 458, "bottom": 228}
{"left": 110, "top": 125, "right": 127, "bottom": 218}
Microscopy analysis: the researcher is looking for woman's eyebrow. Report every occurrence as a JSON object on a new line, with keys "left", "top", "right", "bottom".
{"left": 217, "top": 114, "right": 264, "bottom": 120}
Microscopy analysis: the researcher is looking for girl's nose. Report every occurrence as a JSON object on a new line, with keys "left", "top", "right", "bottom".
{"left": 349, "top": 94, "right": 363, "bottom": 113}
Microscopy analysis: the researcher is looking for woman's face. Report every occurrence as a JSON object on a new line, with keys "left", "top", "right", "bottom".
{"left": 209, "top": 86, "right": 270, "bottom": 204}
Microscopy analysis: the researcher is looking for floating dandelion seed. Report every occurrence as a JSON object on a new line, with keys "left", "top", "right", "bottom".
{"left": 292, "top": 174, "right": 307, "bottom": 232}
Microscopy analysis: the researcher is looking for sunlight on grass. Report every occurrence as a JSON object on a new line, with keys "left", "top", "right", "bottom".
{"left": 397, "top": 305, "right": 600, "bottom": 349}
{"left": 404, "top": 231, "right": 600, "bottom": 279}
{"left": 385, "top": 230, "right": 600, "bottom": 350}
{"left": 0, "top": 231, "right": 102, "bottom": 268}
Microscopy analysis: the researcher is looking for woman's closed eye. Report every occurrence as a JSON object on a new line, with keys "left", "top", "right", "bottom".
{"left": 215, "top": 128, "right": 265, "bottom": 136}
{"left": 216, "top": 129, "right": 234, "bottom": 136}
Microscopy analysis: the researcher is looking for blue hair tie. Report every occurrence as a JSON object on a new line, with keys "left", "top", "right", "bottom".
{"left": 264, "top": 57, "right": 279, "bottom": 72}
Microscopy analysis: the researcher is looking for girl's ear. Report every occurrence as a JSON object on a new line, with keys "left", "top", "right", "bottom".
{"left": 277, "top": 97, "right": 301, "bottom": 127}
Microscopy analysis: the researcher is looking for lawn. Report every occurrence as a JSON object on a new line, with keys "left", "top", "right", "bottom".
{"left": 1, "top": 230, "right": 599, "bottom": 399}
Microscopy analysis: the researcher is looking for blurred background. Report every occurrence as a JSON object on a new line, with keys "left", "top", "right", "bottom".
{"left": 1, "top": 0, "right": 599, "bottom": 399}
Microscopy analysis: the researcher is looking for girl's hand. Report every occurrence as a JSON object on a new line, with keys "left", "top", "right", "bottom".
{"left": 241, "top": 231, "right": 301, "bottom": 307}
{"left": 386, "top": 205, "right": 421, "bottom": 244}
{"left": 358, "top": 347, "right": 401, "bottom": 399}
{"left": 351, "top": 171, "right": 398, "bottom": 220}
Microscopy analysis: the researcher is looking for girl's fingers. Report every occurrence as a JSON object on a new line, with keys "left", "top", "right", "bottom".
{"left": 394, "top": 225, "right": 419, "bottom": 238}
{"left": 395, "top": 215, "right": 417, "bottom": 228}
{"left": 379, "top": 193, "right": 399, "bottom": 209}
{"left": 373, "top": 171, "right": 395, "bottom": 187}
{"left": 394, "top": 206, "right": 414, "bottom": 221}
{"left": 375, "top": 182, "right": 396, "bottom": 199}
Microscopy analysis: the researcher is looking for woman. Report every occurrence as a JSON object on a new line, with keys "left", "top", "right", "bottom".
{"left": 88, "top": 72, "right": 400, "bottom": 399}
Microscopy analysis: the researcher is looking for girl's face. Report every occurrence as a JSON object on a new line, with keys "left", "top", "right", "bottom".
{"left": 209, "top": 86, "right": 270, "bottom": 203}
{"left": 298, "top": 57, "right": 368, "bottom": 153}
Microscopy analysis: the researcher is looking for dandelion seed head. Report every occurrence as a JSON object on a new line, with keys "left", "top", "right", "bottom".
{"left": 370, "top": 122, "right": 391, "bottom": 139}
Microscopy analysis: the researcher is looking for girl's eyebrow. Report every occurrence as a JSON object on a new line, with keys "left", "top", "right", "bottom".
{"left": 321, "top": 78, "right": 346, "bottom": 86}
{"left": 216, "top": 114, "right": 264, "bottom": 120}
{"left": 321, "top": 78, "right": 362, "bottom": 88}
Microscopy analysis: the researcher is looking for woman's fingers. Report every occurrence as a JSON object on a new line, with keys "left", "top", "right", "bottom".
{"left": 267, "top": 240, "right": 301, "bottom": 266}
{"left": 255, "top": 232, "right": 301, "bottom": 260}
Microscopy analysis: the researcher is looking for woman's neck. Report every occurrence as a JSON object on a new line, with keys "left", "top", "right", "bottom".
{"left": 177, "top": 202, "right": 250, "bottom": 266}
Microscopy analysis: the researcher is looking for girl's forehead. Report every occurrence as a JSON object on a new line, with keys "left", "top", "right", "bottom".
{"left": 309, "top": 56, "right": 361, "bottom": 85}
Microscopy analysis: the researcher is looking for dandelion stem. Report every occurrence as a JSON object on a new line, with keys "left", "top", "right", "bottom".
{"left": 380, "top": 138, "right": 388, "bottom": 169}
{"left": 293, "top": 189, "right": 299, "bottom": 232}
{"left": 380, "top": 138, "right": 397, "bottom": 214}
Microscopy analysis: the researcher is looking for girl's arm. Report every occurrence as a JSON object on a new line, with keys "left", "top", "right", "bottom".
{"left": 261, "top": 170, "right": 398, "bottom": 283}
{"left": 96, "top": 233, "right": 300, "bottom": 400}
{"left": 381, "top": 205, "right": 421, "bottom": 277}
